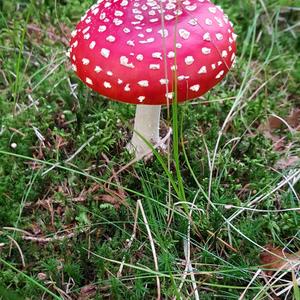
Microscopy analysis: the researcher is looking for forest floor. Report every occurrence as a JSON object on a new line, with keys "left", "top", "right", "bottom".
{"left": 0, "top": 0, "right": 299, "bottom": 299}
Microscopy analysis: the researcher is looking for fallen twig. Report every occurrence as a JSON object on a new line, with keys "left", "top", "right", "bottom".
{"left": 22, "top": 232, "right": 75, "bottom": 243}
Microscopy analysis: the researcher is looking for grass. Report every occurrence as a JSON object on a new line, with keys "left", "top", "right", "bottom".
{"left": 0, "top": 0, "right": 300, "bottom": 299}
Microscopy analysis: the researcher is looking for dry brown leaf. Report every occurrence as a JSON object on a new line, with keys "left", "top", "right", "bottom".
{"left": 260, "top": 244, "right": 300, "bottom": 276}
{"left": 267, "top": 116, "right": 284, "bottom": 131}
{"left": 94, "top": 193, "right": 125, "bottom": 209}
{"left": 258, "top": 117, "right": 285, "bottom": 151}
{"left": 274, "top": 156, "right": 300, "bottom": 169}
{"left": 78, "top": 284, "right": 97, "bottom": 300}
{"left": 258, "top": 110, "right": 300, "bottom": 152}
{"left": 260, "top": 109, "right": 300, "bottom": 133}
{"left": 287, "top": 108, "right": 300, "bottom": 130}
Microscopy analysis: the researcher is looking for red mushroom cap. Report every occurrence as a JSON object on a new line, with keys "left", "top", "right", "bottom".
{"left": 69, "top": 0, "right": 237, "bottom": 105}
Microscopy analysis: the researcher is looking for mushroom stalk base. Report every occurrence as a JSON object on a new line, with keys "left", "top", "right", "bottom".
{"left": 127, "top": 104, "right": 161, "bottom": 159}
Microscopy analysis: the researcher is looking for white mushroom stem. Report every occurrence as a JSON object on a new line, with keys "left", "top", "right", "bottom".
{"left": 128, "top": 104, "right": 161, "bottom": 159}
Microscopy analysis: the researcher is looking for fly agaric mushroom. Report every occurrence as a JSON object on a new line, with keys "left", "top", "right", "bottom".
{"left": 69, "top": 0, "right": 237, "bottom": 159}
